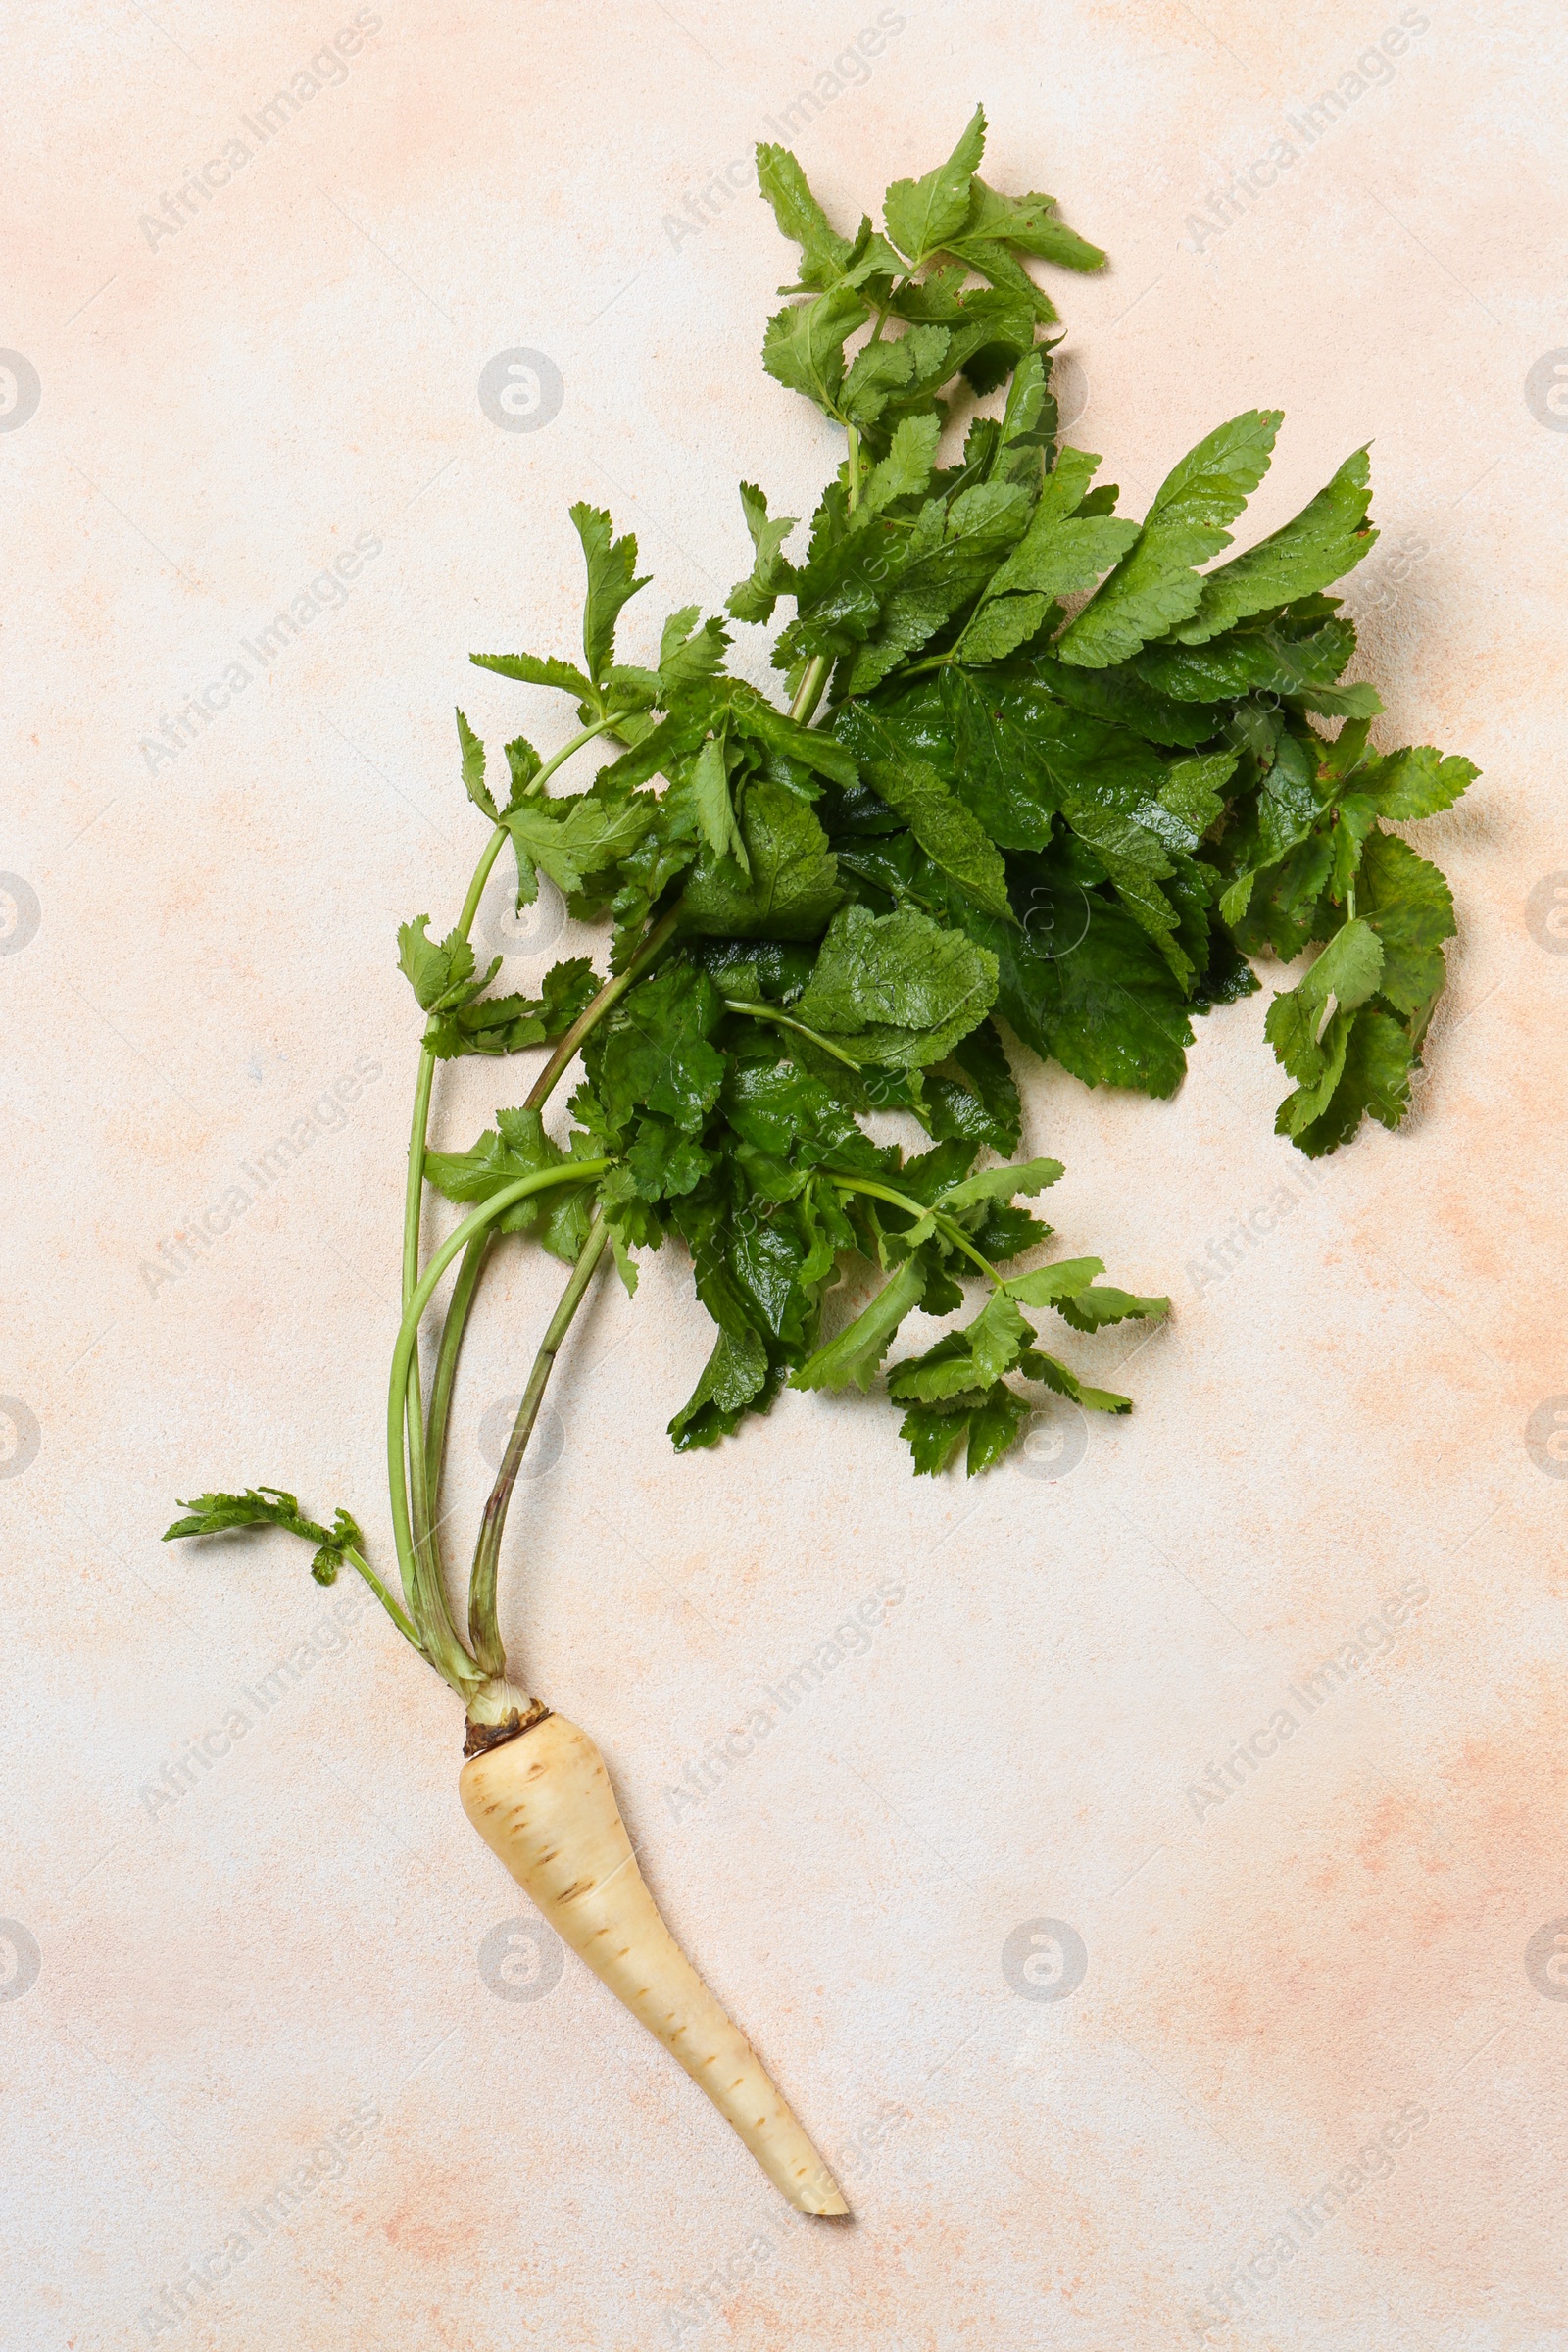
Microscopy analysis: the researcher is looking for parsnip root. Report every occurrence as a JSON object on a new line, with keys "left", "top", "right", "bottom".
{"left": 461, "top": 1711, "right": 848, "bottom": 2215}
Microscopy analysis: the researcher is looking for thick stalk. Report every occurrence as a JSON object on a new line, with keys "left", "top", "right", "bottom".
{"left": 789, "top": 656, "right": 831, "bottom": 726}
{"left": 524, "top": 904, "right": 682, "bottom": 1112}
{"left": 401, "top": 1043, "right": 438, "bottom": 1622}
{"left": 467, "top": 1208, "right": 612, "bottom": 1674}
{"left": 397, "top": 715, "right": 622, "bottom": 1642}
{"left": 403, "top": 712, "right": 622, "bottom": 1308}
{"left": 423, "top": 1229, "right": 490, "bottom": 1527}
{"left": 386, "top": 1158, "right": 612, "bottom": 1693}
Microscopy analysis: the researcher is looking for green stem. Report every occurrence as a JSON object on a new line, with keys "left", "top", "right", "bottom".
{"left": 401, "top": 1046, "right": 437, "bottom": 1620}
{"left": 406, "top": 710, "right": 623, "bottom": 1313}
{"left": 902, "top": 654, "right": 956, "bottom": 678}
{"left": 723, "top": 999, "right": 863, "bottom": 1073}
{"left": 341, "top": 1544, "right": 425, "bottom": 1653}
{"left": 455, "top": 826, "right": 511, "bottom": 941}
{"left": 789, "top": 656, "right": 831, "bottom": 726}
{"left": 827, "top": 1172, "right": 1003, "bottom": 1287}
{"left": 386, "top": 1160, "right": 612, "bottom": 1697}
{"left": 467, "top": 1208, "right": 612, "bottom": 1676}
{"left": 403, "top": 1048, "right": 439, "bottom": 1312}
{"left": 846, "top": 422, "right": 862, "bottom": 511}
{"left": 524, "top": 904, "right": 682, "bottom": 1112}
{"left": 423, "top": 1229, "right": 490, "bottom": 1527}
{"left": 396, "top": 712, "right": 623, "bottom": 1642}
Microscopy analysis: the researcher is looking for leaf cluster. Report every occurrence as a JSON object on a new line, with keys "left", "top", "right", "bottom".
{"left": 720, "top": 113, "right": 1474, "bottom": 1143}
{"left": 380, "top": 108, "right": 1476, "bottom": 1471}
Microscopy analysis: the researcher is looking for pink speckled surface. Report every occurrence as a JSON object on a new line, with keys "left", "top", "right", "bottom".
{"left": 4, "top": 4, "right": 1567, "bottom": 2345}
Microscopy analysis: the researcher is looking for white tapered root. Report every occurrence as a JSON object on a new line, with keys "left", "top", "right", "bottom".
{"left": 460, "top": 1712, "right": 848, "bottom": 2216}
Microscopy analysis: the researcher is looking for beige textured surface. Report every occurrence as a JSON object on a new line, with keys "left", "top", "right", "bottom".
{"left": 4, "top": 3, "right": 1566, "bottom": 2344}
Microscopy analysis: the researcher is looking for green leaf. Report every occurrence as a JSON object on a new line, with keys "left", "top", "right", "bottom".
{"left": 956, "top": 594, "right": 1054, "bottom": 668}
{"left": 727, "top": 482, "right": 799, "bottom": 623}
{"left": 1145, "top": 408, "right": 1284, "bottom": 531}
{"left": 1135, "top": 609, "right": 1362, "bottom": 707}
{"left": 594, "top": 961, "right": 727, "bottom": 1136}
{"left": 992, "top": 878, "right": 1194, "bottom": 1095}
{"left": 1359, "top": 744, "right": 1479, "bottom": 821}
{"left": 949, "top": 177, "right": 1106, "bottom": 275}
{"left": 756, "top": 143, "right": 855, "bottom": 288}
{"left": 864, "top": 416, "right": 943, "bottom": 514}
{"left": 1056, "top": 410, "right": 1283, "bottom": 669}
{"left": 456, "top": 709, "right": 498, "bottom": 820}
{"left": 1019, "top": 1348, "right": 1131, "bottom": 1413}
{"left": 1170, "top": 448, "right": 1376, "bottom": 646}
{"left": 658, "top": 608, "right": 731, "bottom": 702}
{"left": 937, "top": 1155, "right": 1063, "bottom": 1211}
{"left": 680, "top": 778, "right": 844, "bottom": 939}
{"left": 1325, "top": 803, "right": 1376, "bottom": 913}
{"left": 762, "top": 283, "right": 870, "bottom": 416}
{"left": 570, "top": 503, "right": 651, "bottom": 686}
{"left": 794, "top": 902, "right": 1000, "bottom": 1069}
{"left": 1275, "top": 1002, "right": 1353, "bottom": 1139}
{"left": 1003, "top": 1255, "right": 1104, "bottom": 1306}
{"left": 1052, "top": 1282, "right": 1171, "bottom": 1334}
{"left": 469, "top": 650, "right": 596, "bottom": 704}
{"left": 423, "top": 1106, "right": 594, "bottom": 1255}
{"left": 1356, "top": 828, "right": 1455, "bottom": 1014}
{"left": 427, "top": 956, "right": 598, "bottom": 1059}
{"left": 676, "top": 734, "right": 749, "bottom": 876}
{"left": 626, "top": 1118, "right": 714, "bottom": 1202}
{"left": 1217, "top": 730, "right": 1324, "bottom": 911}
{"left": 720, "top": 684, "right": 859, "bottom": 786}
{"left": 962, "top": 1383, "right": 1034, "bottom": 1472}
{"left": 1059, "top": 803, "right": 1193, "bottom": 988}
{"left": 1034, "top": 650, "right": 1226, "bottom": 750}
{"left": 888, "top": 1289, "right": 1030, "bottom": 1402}
{"left": 884, "top": 104, "right": 988, "bottom": 264}
{"left": 1263, "top": 916, "right": 1385, "bottom": 1085}
{"left": 669, "top": 1322, "right": 771, "bottom": 1446}
{"left": 938, "top": 1021, "right": 1021, "bottom": 1154}
{"left": 504, "top": 736, "right": 542, "bottom": 808}
{"left": 166, "top": 1486, "right": 329, "bottom": 1546}
{"left": 937, "top": 668, "right": 1069, "bottom": 851}
{"left": 848, "top": 480, "right": 1032, "bottom": 691}
{"left": 897, "top": 1379, "right": 1031, "bottom": 1475}
{"left": 791, "top": 1255, "right": 929, "bottom": 1393}
{"left": 164, "top": 1488, "right": 364, "bottom": 1587}
{"left": 1284, "top": 1005, "right": 1412, "bottom": 1157}
{"left": 1159, "top": 750, "right": 1236, "bottom": 845}
{"left": 898, "top": 1396, "right": 972, "bottom": 1474}
{"left": 959, "top": 452, "right": 1140, "bottom": 661}
{"left": 504, "top": 784, "right": 658, "bottom": 897}
{"left": 842, "top": 324, "right": 954, "bottom": 429}
{"left": 397, "top": 916, "right": 494, "bottom": 1013}
{"left": 836, "top": 704, "right": 1014, "bottom": 921}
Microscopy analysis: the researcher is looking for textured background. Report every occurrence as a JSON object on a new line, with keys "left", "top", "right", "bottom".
{"left": 4, "top": 2, "right": 1567, "bottom": 2345}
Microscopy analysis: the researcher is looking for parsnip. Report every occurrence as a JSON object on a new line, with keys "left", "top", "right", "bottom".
{"left": 461, "top": 1712, "right": 848, "bottom": 2216}
{"left": 170, "top": 108, "right": 1258, "bottom": 2231}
